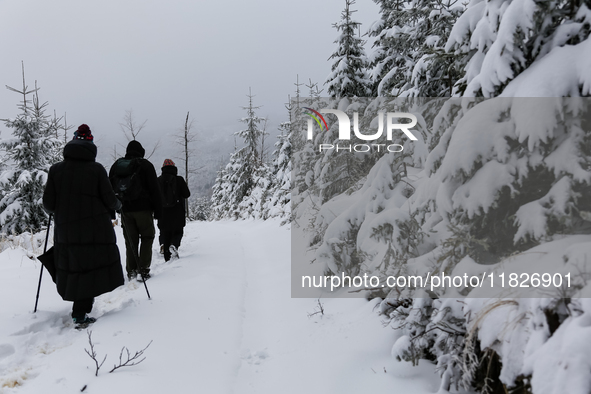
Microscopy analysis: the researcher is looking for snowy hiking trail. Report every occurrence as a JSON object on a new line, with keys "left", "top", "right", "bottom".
{"left": 0, "top": 219, "right": 441, "bottom": 394}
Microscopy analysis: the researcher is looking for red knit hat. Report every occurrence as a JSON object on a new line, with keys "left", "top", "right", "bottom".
{"left": 163, "top": 159, "right": 175, "bottom": 167}
{"left": 73, "top": 124, "right": 94, "bottom": 141}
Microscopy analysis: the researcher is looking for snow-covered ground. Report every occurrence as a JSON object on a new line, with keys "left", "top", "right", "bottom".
{"left": 0, "top": 219, "right": 442, "bottom": 394}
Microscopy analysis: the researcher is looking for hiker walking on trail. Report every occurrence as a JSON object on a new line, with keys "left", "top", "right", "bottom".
{"left": 157, "top": 159, "right": 191, "bottom": 262}
{"left": 109, "top": 140, "right": 161, "bottom": 281}
{"left": 42, "top": 125, "right": 124, "bottom": 328}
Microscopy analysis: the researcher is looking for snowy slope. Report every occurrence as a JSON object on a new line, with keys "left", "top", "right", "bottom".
{"left": 0, "top": 219, "right": 442, "bottom": 394}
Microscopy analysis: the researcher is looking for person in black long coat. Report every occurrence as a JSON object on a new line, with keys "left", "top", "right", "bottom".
{"left": 43, "top": 125, "right": 124, "bottom": 326}
{"left": 157, "top": 159, "right": 191, "bottom": 261}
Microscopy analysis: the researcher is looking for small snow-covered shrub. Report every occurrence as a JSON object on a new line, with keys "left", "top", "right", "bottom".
{"left": 0, "top": 230, "right": 51, "bottom": 265}
{"left": 188, "top": 197, "right": 212, "bottom": 221}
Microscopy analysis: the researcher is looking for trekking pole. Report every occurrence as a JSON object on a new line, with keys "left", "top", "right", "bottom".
{"left": 119, "top": 213, "right": 151, "bottom": 299}
{"left": 34, "top": 214, "right": 52, "bottom": 313}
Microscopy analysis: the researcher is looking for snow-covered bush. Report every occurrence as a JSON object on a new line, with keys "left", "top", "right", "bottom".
{"left": 0, "top": 230, "right": 51, "bottom": 258}
{"left": 188, "top": 197, "right": 212, "bottom": 221}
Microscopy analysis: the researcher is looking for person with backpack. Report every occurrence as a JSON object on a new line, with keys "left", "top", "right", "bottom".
{"left": 43, "top": 124, "right": 124, "bottom": 328}
{"left": 109, "top": 140, "right": 161, "bottom": 281}
{"left": 157, "top": 159, "right": 191, "bottom": 262}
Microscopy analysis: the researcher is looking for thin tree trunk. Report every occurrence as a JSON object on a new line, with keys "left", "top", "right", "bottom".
{"left": 184, "top": 112, "right": 190, "bottom": 217}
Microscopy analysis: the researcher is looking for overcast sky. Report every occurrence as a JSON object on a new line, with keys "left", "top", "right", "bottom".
{"left": 0, "top": 0, "right": 377, "bottom": 166}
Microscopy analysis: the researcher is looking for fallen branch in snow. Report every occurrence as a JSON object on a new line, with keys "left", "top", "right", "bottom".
{"left": 84, "top": 331, "right": 106, "bottom": 377}
{"left": 307, "top": 299, "right": 325, "bottom": 318}
{"left": 84, "top": 330, "right": 152, "bottom": 376}
{"left": 109, "top": 341, "right": 153, "bottom": 373}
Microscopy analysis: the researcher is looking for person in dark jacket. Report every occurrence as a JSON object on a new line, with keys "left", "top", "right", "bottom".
{"left": 157, "top": 159, "right": 191, "bottom": 261}
{"left": 43, "top": 124, "right": 124, "bottom": 327}
{"left": 109, "top": 140, "right": 161, "bottom": 280}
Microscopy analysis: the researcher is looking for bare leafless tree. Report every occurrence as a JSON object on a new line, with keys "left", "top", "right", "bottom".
{"left": 175, "top": 111, "right": 202, "bottom": 216}
{"left": 259, "top": 116, "right": 271, "bottom": 163}
{"left": 119, "top": 109, "right": 147, "bottom": 141}
{"left": 117, "top": 109, "right": 160, "bottom": 160}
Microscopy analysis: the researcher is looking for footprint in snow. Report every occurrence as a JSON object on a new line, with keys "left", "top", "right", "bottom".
{"left": 10, "top": 312, "right": 69, "bottom": 336}
{"left": 241, "top": 349, "right": 269, "bottom": 365}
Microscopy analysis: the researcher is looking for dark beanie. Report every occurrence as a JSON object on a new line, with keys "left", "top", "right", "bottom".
{"left": 126, "top": 140, "right": 145, "bottom": 158}
{"left": 73, "top": 124, "right": 94, "bottom": 141}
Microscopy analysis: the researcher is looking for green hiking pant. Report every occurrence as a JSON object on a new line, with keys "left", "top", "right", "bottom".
{"left": 121, "top": 211, "right": 155, "bottom": 275}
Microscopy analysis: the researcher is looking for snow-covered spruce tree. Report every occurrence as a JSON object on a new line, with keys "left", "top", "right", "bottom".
{"left": 239, "top": 166, "right": 273, "bottom": 220}
{"left": 432, "top": 98, "right": 591, "bottom": 263}
{"left": 406, "top": 0, "right": 464, "bottom": 97}
{"left": 292, "top": 80, "right": 324, "bottom": 201}
{"left": 289, "top": 77, "right": 306, "bottom": 158}
{"left": 442, "top": 0, "right": 488, "bottom": 96}
{"left": 0, "top": 81, "right": 61, "bottom": 235}
{"left": 368, "top": 0, "right": 462, "bottom": 97}
{"left": 267, "top": 121, "right": 292, "bottom": 220}
{"left": 308, "top": 97, "right": 433, "bottom": 279}
{"left": 367, "top": 0, "right": 407, "bottom": 96}
{"left": 388, "top": 103, "right": 591, "bottom": 392}
{"left": 308, "top": 0, "right": 591, "bottom": 391}
{"left": 325, "top": 0, "right": 372, "bottom": 98}
{"left": 366, "top": 0, "right": 427, "bottom": 96}
{"left": 313, "top": 150, "right": 418, "bottom": 278}
{"left": 416, "top": 0, "right": 591, "bottom": 264}
{"left": 27, "top": 82, "right": 63, "bottom": 167}
{"left": 446, "top": 0, "right": 591, "bottom": 97}
{"left": 291, "top": 84, "right": 337, "bottom": 246}
{"left": 290, "top": 79, "right": 308, "bottom": 197}
{"left": 210, "top": 91, "right": 271, "bottom": 220}
{"left": 314, "top": 119, "right": 371, "bottom": 203}
{"left": 311, "top": 96, "right": 401, "bottom": 206}
{"left": 188, "top": 197, "right": 212, "bottom": 221}
{"left": 35, "top": 90, "right": 66, "bottom": 168}
{"left": 446, "top": 0, "right": 591, "bottom": 260}
{"left": 234, "top": 93, "right": 272, "bottom": 220}
{"left": 210, "top": 156, "right": 238, "bottom": 220}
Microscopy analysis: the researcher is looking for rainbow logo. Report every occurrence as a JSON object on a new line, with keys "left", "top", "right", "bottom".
{"left": 303, "top": 107, "right": 328, "bottom": 131}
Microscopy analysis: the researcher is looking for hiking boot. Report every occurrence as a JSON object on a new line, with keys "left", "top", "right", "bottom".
{"left": 138, "top": 271, "right": 151, "bottom": 281}
{"left": 170, "top": 245, "right": 179, "bottom": 260}
{"left": 127, "top": 270, "right": 138, "bottom": 281}
{"left": 73, "top": 315, "right": 97, "bottom": 329}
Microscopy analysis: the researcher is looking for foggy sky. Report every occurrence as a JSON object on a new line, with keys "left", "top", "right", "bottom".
{"left": 0, "top": 0, "right": 377, "bottom": 169}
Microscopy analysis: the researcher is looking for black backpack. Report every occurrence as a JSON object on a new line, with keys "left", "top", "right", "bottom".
{"left": 111, "top": 158, "right": 143, "bottom": 201}
{"left": 159, "top": 174, "right": 179, "bottom": 208}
